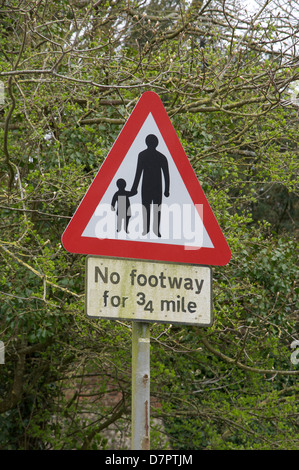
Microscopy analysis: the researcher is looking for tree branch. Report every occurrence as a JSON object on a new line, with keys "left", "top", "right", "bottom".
{"left": 199, "top": 332, "right": 299, "bottom": 376}
{"left": 0, "top": 351, "right": 25, "bottom": 413}
{"left": 0, "top": 243, "right": 83, "bottom": 299}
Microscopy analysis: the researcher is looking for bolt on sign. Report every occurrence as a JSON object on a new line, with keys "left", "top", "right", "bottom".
{"left": 86, "top": 256, "right": 212, "bottom": 326}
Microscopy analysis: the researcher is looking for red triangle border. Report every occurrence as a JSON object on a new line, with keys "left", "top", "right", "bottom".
{"left": 62, "top": 92, "right": 231, "bottom": 266}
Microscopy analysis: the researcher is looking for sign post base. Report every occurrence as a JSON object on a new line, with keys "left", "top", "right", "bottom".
{"left": 131, "top": 322, "right": 150, "bottom": 450}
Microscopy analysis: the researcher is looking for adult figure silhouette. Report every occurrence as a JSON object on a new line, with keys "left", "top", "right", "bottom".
{"left": 131, "top": 134, "right": 170, "bottom": 237}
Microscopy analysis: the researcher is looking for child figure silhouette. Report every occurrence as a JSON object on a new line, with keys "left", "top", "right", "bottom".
{"left": 111, "top": 178, "right": 133, "bottom": 233}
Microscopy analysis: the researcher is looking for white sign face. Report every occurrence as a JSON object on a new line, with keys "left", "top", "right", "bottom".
{"left": 86, "top": 256, "right": 212, "bottom": 326}
{"left": 82, "top": 113, "right": 213, "bottom": 250}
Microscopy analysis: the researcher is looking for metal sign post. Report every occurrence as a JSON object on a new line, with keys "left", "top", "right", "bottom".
{"left": 131, "top": 322, "right": 150, "bottom": 450}
{"left": 62, "top": 92, "right": 231, "bottom": 451}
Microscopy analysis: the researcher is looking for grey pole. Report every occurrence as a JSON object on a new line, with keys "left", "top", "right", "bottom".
{"left": 131, "top": 321, "right": 150, "bottom": 450}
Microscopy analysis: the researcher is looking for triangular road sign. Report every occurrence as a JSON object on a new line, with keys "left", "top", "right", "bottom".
{"left": 62, "top": 91, "right": 231, "bottom": 266}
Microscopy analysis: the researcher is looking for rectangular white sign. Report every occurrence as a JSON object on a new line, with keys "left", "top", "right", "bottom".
{"left": 86, "top": 256, "right": 212, "bottom": 326}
